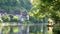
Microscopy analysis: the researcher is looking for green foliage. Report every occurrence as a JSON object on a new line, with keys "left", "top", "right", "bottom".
{"left": 1, "top": 14, "right": 19, "bottom": 22}
{"left": 2, "top": 14, "right": 10, "bottom": 22}
{"left": 0, "top": 0, "right": 32, "bottom": 12}
{"left": 12, "top": 15, "right": 18, "bottom": 22}
{"left": 0, "top": 18, "right": 3, "bottom": 22}
{"left": 53, "top": 27, "right": 60, "bottom": 34}
{"left": 30, "top": 0, "right": 60, "bottom": 23}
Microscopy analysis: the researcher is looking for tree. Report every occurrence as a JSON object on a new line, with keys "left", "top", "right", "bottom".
{"left": 29, "top": 0, "right": 60, "bottom": 23}
{"left": 0, "top": 0, "right": 32, "bottom": 12}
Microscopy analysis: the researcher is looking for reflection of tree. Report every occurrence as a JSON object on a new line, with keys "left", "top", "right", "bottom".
{"left": 2, "top": 26, "right": 10, "bottom": 34}
{"left": 9, "top": 25, "right": 13, "bottom": 34}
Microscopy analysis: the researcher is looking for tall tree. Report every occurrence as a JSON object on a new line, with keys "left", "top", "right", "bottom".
{"left": 29, "top": 0, "right": 60, "bottom": 23}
